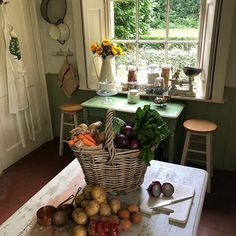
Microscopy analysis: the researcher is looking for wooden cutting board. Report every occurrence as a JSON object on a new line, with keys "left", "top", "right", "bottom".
{"left": 140, "top": 182, "right": 195, "bottom": 225}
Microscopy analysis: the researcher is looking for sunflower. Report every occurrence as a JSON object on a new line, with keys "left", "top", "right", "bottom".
{"left": 111, "top": 45, "right": 119, "bottom": 56}
{"left": 90, "top": 43, "right": 98, "bottom": 53}
{"left": 96, "top": 46, "right": 103, "bottom": 55}
{"left": 102, "top": 38, "right": 111, "bottom": 46}
{"left": 118, "top": 46, "right": 124, "bottom": 55}
{"left": 90, "top": 39, "right": 124, "bottom": 59}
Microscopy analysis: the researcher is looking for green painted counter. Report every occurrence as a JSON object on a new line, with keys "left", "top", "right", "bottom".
{"left": 81, "top": 95, "right": 185, "bottom": 162}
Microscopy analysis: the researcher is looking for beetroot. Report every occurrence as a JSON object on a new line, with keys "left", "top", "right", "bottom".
{"left": 161, "top": 182, "right": 174, "bottom": 197}
{"left": 114, "top": 134, "right": 130, "bottom": 148}
{"left": 129, "top": 137, "right": 141, "bottom": 149}
{"left": 147, "top": 181, "right": 162, "bottom": 198}
{"left": 121, "top": 125, "right": 134, "bottom": 137}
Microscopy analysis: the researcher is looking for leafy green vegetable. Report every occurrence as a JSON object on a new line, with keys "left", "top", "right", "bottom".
{"left": 134, "top": 105, "right": 170, "bottom": 165}
{"left": 112, "top": 117, "right": 126, "bottom": 136}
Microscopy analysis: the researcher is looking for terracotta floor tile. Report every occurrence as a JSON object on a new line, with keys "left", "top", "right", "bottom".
{"left": 197, "top": 225, "right": 224, "bottom": 236}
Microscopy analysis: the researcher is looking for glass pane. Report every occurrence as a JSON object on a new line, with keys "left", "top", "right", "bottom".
{"left": 113, "top": 0, "right": 136, "bottom": 40}
{"left": 169, "top": 0, "right": 200, "bottom": 40}
{"left": 116, "top": 43, "right": 136, "bottom": 66}
{"left": 139, "top": 0, "right": 166, "bottom": 40}
{"left": 139, "top": 43, "right": 165, "bottom": 66}
{"left": 167, "top": 42, "right": 198, "bottom": 77}
{"left": 115, "top": 43, "right": 136, "bottom": 83}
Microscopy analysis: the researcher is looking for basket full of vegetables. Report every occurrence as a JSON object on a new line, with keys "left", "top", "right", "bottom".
{"left": 70, "top": 105, "right": 170, "bottom": 193}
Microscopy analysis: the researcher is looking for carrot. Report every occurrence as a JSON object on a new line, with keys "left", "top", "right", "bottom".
{"left": 78, "top": 134, "right": 97, "bottom": 145}
{"left": 82, "top": 138, "right": 96, "bottom": 146}
{"left": 68, "top": 140, "right": 75, "bottom": 146}
{"left": 73, "top": 136, "right": 79, "bottom": 142}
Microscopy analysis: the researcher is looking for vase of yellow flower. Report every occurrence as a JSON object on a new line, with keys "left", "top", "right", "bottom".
{"left": 90, "top": 38, "right": 123, "bottom": 83}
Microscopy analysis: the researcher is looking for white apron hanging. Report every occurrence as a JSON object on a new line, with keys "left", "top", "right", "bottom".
{"left": 1, "top": 4, "right": 35, "bottom": 147}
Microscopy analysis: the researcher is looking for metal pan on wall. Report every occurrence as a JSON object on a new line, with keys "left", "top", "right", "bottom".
{"left": 40, "top": 0, "right": 67, "bottom": 25}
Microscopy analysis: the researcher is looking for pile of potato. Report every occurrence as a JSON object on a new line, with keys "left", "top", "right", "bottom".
{"left": 72, "top": 185, "right": 142, "bottom": 236}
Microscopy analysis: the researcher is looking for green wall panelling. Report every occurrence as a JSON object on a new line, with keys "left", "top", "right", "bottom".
{"left": 46, "top": 73, "right": 96, "bottom": 137}
{"left": 183, "top": 87, "right": 236, "bottom": 171}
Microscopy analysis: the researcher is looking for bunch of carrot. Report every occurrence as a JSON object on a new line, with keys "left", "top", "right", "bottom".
{"left": 68, "top": 133, "right": 97, "bottom": 147}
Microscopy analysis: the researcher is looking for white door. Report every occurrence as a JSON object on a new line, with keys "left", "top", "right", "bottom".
{"left": 0, "top": 0, "right": 52, "bottom": 173}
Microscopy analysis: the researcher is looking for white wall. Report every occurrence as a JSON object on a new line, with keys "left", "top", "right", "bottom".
{"left": 35, "top": 0, "right": 77, "bottom": 73}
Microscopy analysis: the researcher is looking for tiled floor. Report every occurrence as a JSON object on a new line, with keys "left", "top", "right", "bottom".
{"left": 0, "top": 140, "right": 235, "bottom": 235}
{"left": 0, "top": 140, "right": 74, "bottom": 225}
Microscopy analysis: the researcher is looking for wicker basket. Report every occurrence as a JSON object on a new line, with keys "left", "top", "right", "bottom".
{"left": 71, "top": 109, "right": 149, "bottom": 193}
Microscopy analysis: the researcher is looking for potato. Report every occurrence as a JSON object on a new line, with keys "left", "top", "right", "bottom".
{"left": 75, "top": 193, "right": 86, "bottom": 207}
{"left": 80, "top": 199, "right": 90, "bottom": 209}
{"left": 85, "top": 200, "right": 100, "bottom": 217}
{"left": 99, "top": 203, "right": 112, "bottom": 216}
{"left": 109, "top": 197, "right": 121, "bottom": 214}
{"left": 72, "top": 209, "right": 88, "bottom": 225}
{"left": 72, "top": 225, "right": 87, "bottom": 236}
{"left": 83, "top": 185, "right": 95, "bottom": 200}
{"left": 96, "top": 131, "right": 105, "bottom": 144}
{"left": 91, "top": 186, "right": 107, "bottom": 203}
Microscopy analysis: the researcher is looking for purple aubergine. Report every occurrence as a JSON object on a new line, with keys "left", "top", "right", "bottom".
{"left": 161, "top": 182, "right": 174, "bottom": 197}
{"left": 147, "top": 181, "right": 162, "bottom": 198}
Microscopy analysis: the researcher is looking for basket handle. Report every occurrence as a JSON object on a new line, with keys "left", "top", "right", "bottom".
{"left": 104, "top": 109, "right": 116, "bottom": 165}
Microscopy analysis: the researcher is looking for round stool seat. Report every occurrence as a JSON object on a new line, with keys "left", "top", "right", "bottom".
{"left": 60, "top": 103, "right": 82, "bottom": 112}
{"left": 183, "top": 119, "right": 217, "bottom": 133}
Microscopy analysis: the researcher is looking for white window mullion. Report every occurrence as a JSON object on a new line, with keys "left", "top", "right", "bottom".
{"left": 136, "top": 0, "right": 139, "bottom": 68}
{"left": 164, "top": 0, "right": 170, "bottom": 64}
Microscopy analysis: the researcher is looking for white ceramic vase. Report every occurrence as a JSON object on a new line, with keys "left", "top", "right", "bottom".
{"left": 93, "top": 55, "right": 115, "bottom": 82}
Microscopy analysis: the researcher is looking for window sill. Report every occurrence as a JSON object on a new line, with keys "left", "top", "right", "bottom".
{"left": 79, "top": 87, "right": 225, "bottom": 104}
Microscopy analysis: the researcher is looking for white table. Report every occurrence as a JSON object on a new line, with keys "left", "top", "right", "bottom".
{"left": 0, "top": 159, "right": 207, "bottom": 236}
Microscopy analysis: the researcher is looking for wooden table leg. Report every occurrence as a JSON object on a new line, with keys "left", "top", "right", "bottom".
{"left": 82, "top": 107, "right": 89, "bottom": 124}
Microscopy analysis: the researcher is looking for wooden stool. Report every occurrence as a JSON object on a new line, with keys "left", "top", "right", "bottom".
{"left": 180, "top": 119, "right": 217, "bottom": 193}
{"left": 59, "top": 103, "right": 83, "bottom": 156}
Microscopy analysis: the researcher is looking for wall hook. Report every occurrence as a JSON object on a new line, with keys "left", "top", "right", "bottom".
{"left": 53, "top": 48, "right": 73, "bottom": 57}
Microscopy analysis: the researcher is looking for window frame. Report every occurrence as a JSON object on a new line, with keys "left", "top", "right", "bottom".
{"left": 108, "top": 0, "right": 207, "bottom": 97}
{"left": 75, "top": 0, "right": 234, "bottom": 103}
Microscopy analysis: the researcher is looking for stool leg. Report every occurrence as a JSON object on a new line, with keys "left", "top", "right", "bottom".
{"left": 206, "top": 133, "right": 212, "bottom": 193}
{"left": 181, "top": 131, "right": 191, "bottom": 165}
{"left": 73, "top": 112, "right": 78, "bottom": 127}
{"left": 59, "top": 112, "right": 64, "bottom": 156}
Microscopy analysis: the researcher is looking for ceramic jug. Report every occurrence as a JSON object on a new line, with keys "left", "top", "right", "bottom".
{"left": 93, "top": 55, "right": 115, "bottom": 82}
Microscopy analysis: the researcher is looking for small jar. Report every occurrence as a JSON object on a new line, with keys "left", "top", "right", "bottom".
{"left": 161, "top": 64, "right": 172, "bottom": 88}
{"left": 147, "top": 64, "right": 160, "bottom": 84}
{"left": 128, "top": 66, "right": 137, "bottom": 82}
{"left": 128, "top": 89, "right": 140, "bottom": 104}
{"left": 117, "top": 64, "right": 127, "bottom": 83}
{"left": 154, "top": 76, "right": 164, "bottom": 87}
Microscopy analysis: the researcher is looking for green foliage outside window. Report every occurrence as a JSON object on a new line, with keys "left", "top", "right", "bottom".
{"left": 114, "top": 0, "right": 200, "bottom": 39}
{"left": 113, "top": 0, "right": 200, "bottom": 72}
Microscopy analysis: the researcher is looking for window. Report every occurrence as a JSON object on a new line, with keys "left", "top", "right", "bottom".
{"left": 78, "top": 0, "right": 231, "bottom": 102}
{"left": 109, "top": 0, "right": 200, "bottom": 83}
{"left": 108, "top": 0, "right": 218, "bottom": 99}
